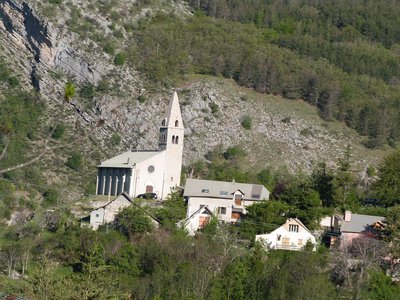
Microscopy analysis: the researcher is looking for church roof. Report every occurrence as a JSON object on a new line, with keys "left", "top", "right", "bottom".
{"left": 99, "top": 150, "right": 161, "bottom": 168}
{"left": 184, "top": 178, "right": 270, "bottom": 201}
{"left": 163, "top": 91, "right": 184, "bottom": 129}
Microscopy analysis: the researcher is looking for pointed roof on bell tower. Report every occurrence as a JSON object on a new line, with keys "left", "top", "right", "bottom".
{"left": 164, "top": 91, "right": 184, "bottom": 129}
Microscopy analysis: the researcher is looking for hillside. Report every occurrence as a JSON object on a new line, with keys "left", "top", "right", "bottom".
{"left": 0, "top": 0, "right": 395, "bottom": 201}
{"left": 2, "top": 1, "right": 400, "bottom": 298}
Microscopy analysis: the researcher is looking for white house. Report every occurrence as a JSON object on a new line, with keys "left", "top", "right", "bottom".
{"left": 178, "top": 205, "right": 214, "bottom": 236}
{"left": 256, "top": 218, "right": 317, "bottom": 251}
{"left": 95, "top": 92, "right": 184, "bottom": 200}
{"left": 90, "top": 192, "right": 133, "bottom": 230}
{"left": 184, "top": 178, "right": 270, "bottom": 223}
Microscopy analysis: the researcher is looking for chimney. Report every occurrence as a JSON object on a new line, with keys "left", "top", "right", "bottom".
{"left": 344, "top": 210, "right": 352, "bottom": 222}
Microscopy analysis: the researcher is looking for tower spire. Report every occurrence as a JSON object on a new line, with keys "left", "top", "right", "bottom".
{"left": 164, "top": 91, "right": 184, "bottom": 129}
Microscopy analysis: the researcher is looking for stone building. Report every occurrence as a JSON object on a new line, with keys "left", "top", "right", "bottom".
{"left": 96, "top": 92, "right": 184, "bottom": 200}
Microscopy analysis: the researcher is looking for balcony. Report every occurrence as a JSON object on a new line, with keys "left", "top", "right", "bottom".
{"left": 275, "top": 244, "right": 303, "bottom": 251}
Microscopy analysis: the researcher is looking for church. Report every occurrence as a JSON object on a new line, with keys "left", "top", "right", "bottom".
{"left": 95, "top": 91, "right": 184, "bottom": 200}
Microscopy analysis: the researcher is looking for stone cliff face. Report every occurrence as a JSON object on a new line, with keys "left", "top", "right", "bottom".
{"left": 0, "top": 0, "right": 384, "bottom": 185}
{"left": 0, "top": 0, "right": 105, "bottom": 91}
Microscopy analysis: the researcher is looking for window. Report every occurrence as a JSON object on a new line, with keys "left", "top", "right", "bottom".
{"left": 95, "top": 214, "right": 99, "bottom": 218}
{"left": 171, "top": 177, "right": 173, "bottom": 181}
{"left": 148, "top": 165, "right": 155, "bottom": 173}
{"left": 172, "top": 135, "right": 176, "bottom": 143}
{"left": 298, "top": 239, "right": 303, "bottom": 246}
{"left": 218, "top": 207, "right": 226, "bottom": 215}
{"left": 252, "top": 194, "right": 260, "bottom": 199}
{"left": 161, "top": 119, "right": 166, "bottom": 126}
{"left": 234, "top": 194, "right": 243, "bottom": 206}
{"left": 175, "top": 120, "right": 179, "bottom": 127}
{"left": 220, "top": 191, "right": 228, "bottom": 196}
{"left": 231, "top": 212, "right": 241, "bottom": 219}
{"left": 289, "top": 224, "right": 299, "bottom": 232}
{"left": 198, "top": 216, "right": 209, "bottom": 228}
{"left": 175, "top": 136, "right": 179, "bottom": 144}
{"left": 201, "top": 189, "right": 209, "bottom": 193}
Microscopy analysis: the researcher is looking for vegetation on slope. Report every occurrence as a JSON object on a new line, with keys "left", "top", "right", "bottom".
{"left": 131, "top": 10, "right": 400, "bottom": 148}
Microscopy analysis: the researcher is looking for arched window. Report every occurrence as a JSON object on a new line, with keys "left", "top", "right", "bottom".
{"left": 161, "top": 119, "right": 166, "bottom": 126}
{"left": 172, "top": 135, "right": 175, "bottom": 143}
{"left": 175, "top": 120, "right": 179, "bottom": 127}
{"left": 175, "top": 136, "right": 179, "bottom": 144}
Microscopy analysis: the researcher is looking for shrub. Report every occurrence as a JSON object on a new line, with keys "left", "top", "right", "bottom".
{"left": 223, "top": 146, "right": 245, "bottom": 160}
{"left": 114, "top": 52, "right": 126, "bottom": 66}
{"left": 111, "top": 133, "right": 121, "bottom": 145}
{"left": 209, "top": 102, "right": 219, "bottom": 115}
{"left": 65, "top": 82, "right": 76, "bottom": 101}
{"left": 8, "top": 76, "right": 19, "bottom": 87}
{"left": 66, "top": 153, "right": 83, "bottom": 171}
{"left": 103, "top": 43, "right": 115, "bottom": 55}
{"left": 241, "top": 115, "right": 252, "bottom": 130}
{"left": 51, "top": 123, "right": 66, "bottom": 139}
{"left": 43, "top": 188, "right": 59, "bottom": 205}
{"left": 137, "top": 95, "right": 146, "bottom": 103}
{"left": 97, "top": 79, "right": 110, "bottom": 92}
{"left": 366, "top": 166, "right": 376, "bottom": 177}
{"left": 80, "top": 83, "right": 95, "bottom": 99}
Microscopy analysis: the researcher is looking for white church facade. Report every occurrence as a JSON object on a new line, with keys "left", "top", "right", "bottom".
{"left": 95, "top": 92, "right": 184, "bottom": 200}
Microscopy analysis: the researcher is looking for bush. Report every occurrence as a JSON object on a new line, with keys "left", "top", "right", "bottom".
{"left": 111, "top": 133, "right": 121, "bottom": 145}
{"left": 8, "top": 76, "right": 19, "bottom": 87}
{"left": 137, "top": 95, "right": 146, "bottom": 103}
{"left": 97, "top": 79, "right": 110, "bottom": 92}
{"left": 43, "top": 188, "right": 59, "bottom": 205}
{"left": 241, "top": 115, "right": 252, "bottom": 130}
{"left": 209, "top": 102, "right": 219, "bottom": 115}
{"left": 51, "top": 123, "right": 66, "bottom": 139}
{"left": 223, "top": 146, "right": 245, "bottom": 160}
{"left": 66, "top": 153, "right": 83, "bottom": 171}
{"left": 103, "top": 43, "right": 115, "bottom": 55}
{"left": 65, "top": 82, "right": 76, "bottom": 101}
{"left": 114, "top": 52, "right": 126, "bottom": 66}
{"left": 79, "top": 83, "right": 95, "bottom": 99}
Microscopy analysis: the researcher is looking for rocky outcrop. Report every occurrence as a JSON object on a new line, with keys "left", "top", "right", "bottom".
{"left": 0, "top": 0, "right": 105, "bottom": 90}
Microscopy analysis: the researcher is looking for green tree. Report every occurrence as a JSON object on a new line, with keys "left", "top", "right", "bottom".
{"left": 332, "top": 145, "right": 358, "bottom": 208}
{"left": 114, "top": 206, "right": 154, "bottom": 239}
{"left": 155, "top": 191, "right": 186, "bottom": 229}
{"left": 278, "top": 177, "right": 323, "bottom": 228}
{"left": 372, "top": 151, "right": 400, "bottom": 206}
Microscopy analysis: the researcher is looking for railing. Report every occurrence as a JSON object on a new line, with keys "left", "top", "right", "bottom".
{"left": 275, "top": 245, "right": 303, "bottom": 251}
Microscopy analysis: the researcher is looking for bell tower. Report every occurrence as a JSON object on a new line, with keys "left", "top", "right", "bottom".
{"left": 159, "top": 91, "right": 184, "bottom": 197}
